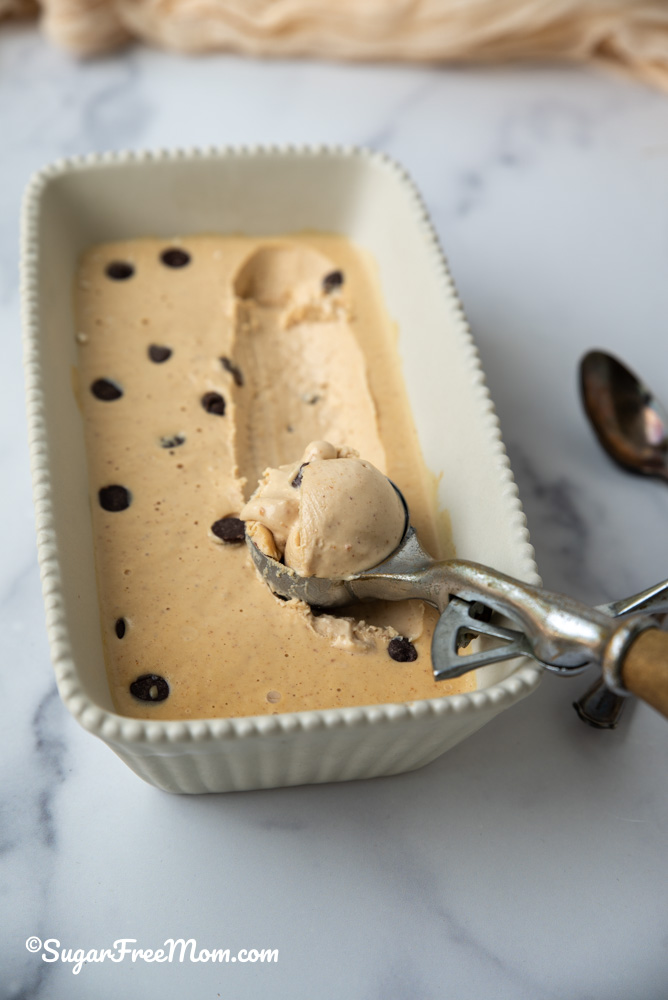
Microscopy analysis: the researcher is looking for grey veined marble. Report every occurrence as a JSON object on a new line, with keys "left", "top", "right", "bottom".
{"left": 1, "top": 23, "right": 668, "bottom": 1000}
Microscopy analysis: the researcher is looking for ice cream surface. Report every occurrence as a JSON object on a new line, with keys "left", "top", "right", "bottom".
{"left": 75, "top": 233, "right": 475, "bottom": 720}
{"left": 241, "top": 441, "right": 406, "bottom": 578}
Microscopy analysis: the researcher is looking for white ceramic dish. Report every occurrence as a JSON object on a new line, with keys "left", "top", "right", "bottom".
{"left": 21, "top": 146, "right": 541, "bottom": 794}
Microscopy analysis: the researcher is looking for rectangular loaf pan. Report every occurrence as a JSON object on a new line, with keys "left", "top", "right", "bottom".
{"left": 21, "top": 146, "right": 541, "bottom": 794}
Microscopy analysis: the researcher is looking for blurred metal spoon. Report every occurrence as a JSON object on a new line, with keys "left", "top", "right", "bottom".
{"left": 577, "top": 350, "right": 668, "bottom": 727}
{"left": 580, "top": 349, "right": 668, "bottom": 481}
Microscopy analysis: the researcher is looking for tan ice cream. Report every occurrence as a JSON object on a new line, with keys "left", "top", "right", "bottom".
{"left": 75, "top": 232, "right": 474, "bottom": 720}
{"left": 241, "top": 441, "right": 406, "bottom": 578}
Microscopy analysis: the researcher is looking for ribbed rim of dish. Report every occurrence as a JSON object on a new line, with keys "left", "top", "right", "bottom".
{"left": 20, "top": 143, "right": 542, "bottom": 747}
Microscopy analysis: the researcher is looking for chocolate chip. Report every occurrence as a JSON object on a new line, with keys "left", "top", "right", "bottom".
{"left": 201, "top": 391, "right": 226, "bottom": 415}
{"left": 91, "top": 378, "right": 123, "bottom": 401}
{"left": 106, "top": 261, "right": 134, "bottom": 281}
{"left": 115, "top": 618, "right": 126, "bottom": 639}
{"left": 149, "top": 345, "right": 172, "bottom": 363}
{"left": 291, "top": 463, "right": 309, "bottom": 488}
{"left": 161, "top": 248, "right": 190, "bottom": 268}
{"left": 211, "top": 517, "right": 245, "bottom": 542}
{"left": 130, "top": 674, "right": 169, "bottom": 702}
{"left": 220, "top": 356, "right": 244, "bottom": 387}
{"left": 388, "top": 636, "right": 418, "bottom": 662}
{"left": 99, "top": 485, "right": 131, "bottom": 512}
{"left": 160, "top": 434, "right": 185, "bottom": 449}
{"left": 322, "top": 270, "right": 344, "bottom": 293}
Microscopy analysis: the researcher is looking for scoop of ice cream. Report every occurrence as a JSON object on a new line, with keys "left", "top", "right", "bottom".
{"left": 240, "top": 441, "right": 406, "bottom": 579}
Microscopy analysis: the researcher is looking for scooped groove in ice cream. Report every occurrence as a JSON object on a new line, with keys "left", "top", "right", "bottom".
{"left": 241, "top": 441, "right": 407, "bottom": 578}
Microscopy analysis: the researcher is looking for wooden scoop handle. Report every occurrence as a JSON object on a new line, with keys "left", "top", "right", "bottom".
{"left": 621, "top": 629, "right": 668, "bottom": 718}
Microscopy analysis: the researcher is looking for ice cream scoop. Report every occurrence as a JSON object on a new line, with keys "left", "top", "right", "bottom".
{"left": 240, "top": 441, "right": 407, "bottom": 578}
{"left": 245, "top": 475, "right": 668, "bottom": 720}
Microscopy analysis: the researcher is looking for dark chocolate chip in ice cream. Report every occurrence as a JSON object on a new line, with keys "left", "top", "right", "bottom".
{"left": 388, "top": 636, "right": 418, "bottom": 662}
{"left": 160, "top": 434, "right": 185, "bottom": 449}
{"left": 106, "top": 261, "right": 134, "bottom": 281}
{"left": 91, "top": 378, "right": 123, "bottom": 401}
{"left": 201, "top": 391, "right": 226, "bottom": 415}
{"left": 291, "top": 463, "right": 309, "bottom": 488}
{"left": 211, "top": 517, "right": 245, "bottom": 542}
{"left": 115, "top": 618, "right": 126, "bottom": 639}
{"left": 130, "top": 674, "right": 169, "bottom": 702}
{"left": 220, "top": 356, "right": 244, "bottom": 387}
{"left": 148, "top": 345, "right": 173, "bottom": 363}
{"left": 161, "top": 248, "right": 191, "bottom": 268}
{"left": 99, "top": 485, "right": 131, "bottom": 512}
{"left": 322, "top": 270, "right": 344, "bottom": 293}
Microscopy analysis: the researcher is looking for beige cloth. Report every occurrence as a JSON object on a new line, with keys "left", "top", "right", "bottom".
{"left": 3, "top": 0, "right": 668, "bottom": 92}
{"left": 0, "top": 0, "right": 37, "bottom": 18}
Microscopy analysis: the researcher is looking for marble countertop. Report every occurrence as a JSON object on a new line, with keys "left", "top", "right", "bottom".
{"left": 2, "top": 25, "right": 668, "bottom": 1000}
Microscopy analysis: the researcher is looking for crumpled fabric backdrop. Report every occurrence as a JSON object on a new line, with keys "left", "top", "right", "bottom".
{"left": 1, "top": 0, "right": 668, "bottom": 91}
